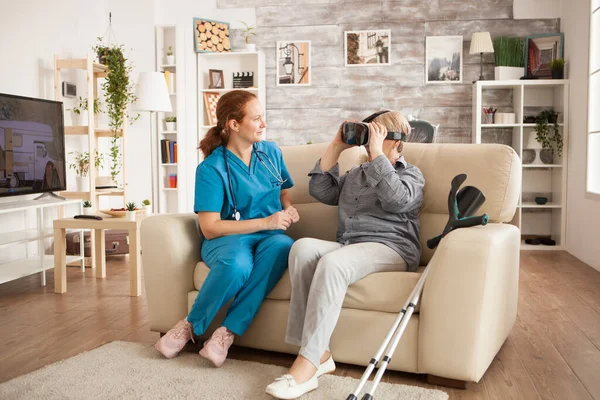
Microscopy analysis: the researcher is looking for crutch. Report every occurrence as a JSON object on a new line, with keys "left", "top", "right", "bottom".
{"left": 346, "top": 173, "right": 489, "bottom": 400}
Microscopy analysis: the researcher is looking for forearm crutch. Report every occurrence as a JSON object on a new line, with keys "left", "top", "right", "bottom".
{"left": 346, "top": 173, "right": 489, "bottom": 400}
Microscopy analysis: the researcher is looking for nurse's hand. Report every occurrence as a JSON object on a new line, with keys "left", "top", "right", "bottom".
{"left": 265, "top": 211, "right": 293, "bottom": 230}
{"left": 284, "top": 206, "right": 300, "bottom": 223}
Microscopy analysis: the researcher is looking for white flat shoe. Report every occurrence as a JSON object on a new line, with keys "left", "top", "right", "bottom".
{"left": 265, "top": 374, "right": 318, "bottom": 399}
{"left": 316, "top": 355, "right": 336, "bottom": 377}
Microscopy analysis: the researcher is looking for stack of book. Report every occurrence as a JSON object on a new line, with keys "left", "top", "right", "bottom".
{"left": 160, "top": 139, "right": 177, "bottom": 163}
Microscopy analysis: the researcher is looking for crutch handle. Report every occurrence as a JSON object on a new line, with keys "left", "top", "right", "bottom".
{"left": 426, "top": 234, "right": 443, "bottom": 249}
{"left": 453, "top": 214, "right": 489, "bottom": 229}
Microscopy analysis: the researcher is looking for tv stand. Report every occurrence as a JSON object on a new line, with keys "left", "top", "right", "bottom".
{"left": 34, "top": 192, "right": 66, "bottom": 201}
{"left": 0, "top": 198, "right": 84, "bottom": 287}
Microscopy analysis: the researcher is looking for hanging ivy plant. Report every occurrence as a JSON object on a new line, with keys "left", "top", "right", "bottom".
{"left": 92, "top": 38, "right": 139, "bottom": 185}
{"left": 534, "top": 109, "right": 562, "bottom": 158}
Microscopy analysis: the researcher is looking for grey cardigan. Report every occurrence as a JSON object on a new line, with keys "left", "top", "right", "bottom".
{"left": 308, "top": 154, "right": 425, "bottom": 271}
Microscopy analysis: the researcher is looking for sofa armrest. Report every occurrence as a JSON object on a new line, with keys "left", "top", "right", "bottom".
{"left": 141, "top": 214, "right": 203, "bottom": 333}
{"left": 418, "top": 223, "right": 520, "bottom": 382}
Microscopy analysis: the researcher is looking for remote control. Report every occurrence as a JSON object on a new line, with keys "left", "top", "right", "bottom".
{"left": 74, "top": 214, "right": 103, "bottom": 220}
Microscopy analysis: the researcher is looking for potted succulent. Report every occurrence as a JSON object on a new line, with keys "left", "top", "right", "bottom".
{"left": 69, "top": 150, "right": 105, "bottom": 192}
{"left": 533, "top": 109, "right": 562, "bottom": 162}
{"left": 125, "top": 201, "right": 138, "bottom": 221}
{"left": 241, "top": 21, "right": 257, "bottom": 52}
{"left": 492, "top": 36, "right": 525, "bottom": 80}
{"left": 165, "top": 116, "right": 177, "bottom": 131}
{"left": 166, "top": 46, "right": 175, "bottom": 64}
{"left": 550, "top": 58, "right": 565, "bottom": 79}
{"left": 142, "top": 199, "right": 151, "bottom": 215}
{"left": 82, "top": 200, "right": 93, "bottom": 215}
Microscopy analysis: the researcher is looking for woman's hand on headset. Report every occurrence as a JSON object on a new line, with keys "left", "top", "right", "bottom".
{"left": 284, "top": 206, "right": 300, "bottom": 223}
{"left": 265, "top": 211, "right": 294, "bottom": 230}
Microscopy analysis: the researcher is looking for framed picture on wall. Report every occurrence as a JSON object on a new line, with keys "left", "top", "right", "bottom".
{"left": 194, "top": 18, "right": 231, "bottom": 53}
{"left": 344, "top": 30, "right": 391, "bottom": 66}
{"left": 276, "top": 41, "right": 311, "bottom": 86}
{"left": 425, "top": 36, "right": 463, "bottom": 83}
{"left": 524, "top": 33, "right": 564, "bottom": 78}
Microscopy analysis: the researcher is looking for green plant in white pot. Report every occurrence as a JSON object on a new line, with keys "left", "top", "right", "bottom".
{"left": 67, "top": 97, "right": 102, "bottom": 126}
{"left": 69, "top": 150, "right": 105, "bottom": 192}
{"left": 493, "top": 36, "right": 525, "bottom": 80}
{"left": 142, "top": 199, "right": 151, "bottom": 215}
{"left": 165, "top": 116, "right": 177, "bottom": 131}
{"left": 82, "top": 200, "right": 93, "bottom": 215}
{"left": 241, "top": 21, "right": 257, "bottom": 52}
{"left": 166, "top": 46, "right": 175, "bottom": 65}
{"left": 126, "top": 201, "right": 138, "bottom": 221}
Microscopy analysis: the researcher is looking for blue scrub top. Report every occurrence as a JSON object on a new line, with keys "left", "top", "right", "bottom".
{"left": 194, "top": 141, "right": 294, "bottom": 222}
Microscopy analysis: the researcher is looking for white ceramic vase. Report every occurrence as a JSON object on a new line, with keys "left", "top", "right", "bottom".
{"left": 126, "top": 211, "right": 136, "bottom": 221}
{"left": 165, "top": 122, "right": 176, "bottom": 131}
{"left": 82, "top": 207, "right": 92, "bottom": 215}
{"left": 166, "top": 55, "right": 175, "bottom": 65}
{"left": 144, "top": 205, "right": 152, "bottom": 215}
{"left": 76, "top": 176, "right": 90, "bottom": 192}
{"left": 494, "top": 66, "right": 524, "bottom": 81}
{"left": 245, "top": 43, "right": 256, "bottom": 52}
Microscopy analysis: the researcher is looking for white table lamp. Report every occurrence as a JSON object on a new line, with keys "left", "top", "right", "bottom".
{"left": 134, "top": 72, "right": 172, "bottom": 214}
{"left": 469, "top": 32, "right": 494, "bottom": 81}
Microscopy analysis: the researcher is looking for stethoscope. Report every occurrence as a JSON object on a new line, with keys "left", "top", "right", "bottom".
{"left": 223, "top": 144, "right": 287, "bottom": 221}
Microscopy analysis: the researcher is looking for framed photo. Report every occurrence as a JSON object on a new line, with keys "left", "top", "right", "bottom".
{"left": 193, "top": 18, "right": 231, "bottom": 53}
{"left": 524, "top": 33, "right": 564, "bottom": 78}
{"left": 276, "top": 41, "right": 311, "bottom": 86}
{"left": 425, "top": 36, "right": 463, "bottom": 83}
{"left": 209, "top": 69, "right": 224, "bottom": 89}
{"left": 344, "top": 30, "right": 391, "bottom": 67}
{"left": 203, "top": 92, "right": 220, "bottom": 125}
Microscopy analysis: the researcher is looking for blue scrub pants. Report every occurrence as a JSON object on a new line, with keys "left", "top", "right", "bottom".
{"left": 187, "top": 231, "right": 293, "bottom": 337}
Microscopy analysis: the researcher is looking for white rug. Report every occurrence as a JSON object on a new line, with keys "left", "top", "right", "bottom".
{"left": 0, "top": 341, "right": 448, "bottom": 399}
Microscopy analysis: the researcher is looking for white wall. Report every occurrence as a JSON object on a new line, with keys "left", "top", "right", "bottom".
{"left": 514, "top": 0, "right": 562, "bottom": 19}
{"left": 0, "top": 0, "right": 155, "bottom": 262}
{"left": 563, "top": 0, "right": 600, "bottom": 272}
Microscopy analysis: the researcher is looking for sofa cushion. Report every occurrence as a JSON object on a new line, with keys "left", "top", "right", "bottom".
{"left": 194, "top": 262, "right": 424, "bottom": 313}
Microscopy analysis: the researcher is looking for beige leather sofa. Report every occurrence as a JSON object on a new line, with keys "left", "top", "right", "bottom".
{"left": 141, "top": 142, "right": 521, "bottom": 384}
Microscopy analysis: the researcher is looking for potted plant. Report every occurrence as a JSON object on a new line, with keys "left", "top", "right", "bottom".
{"left": 69, "top": 150, "right": 105, "bottom": 192}
{"left": 67, "top": 97, "right": 102, "bottom": 126}
{"left": 91, "top": 38, "right": 139, "bottom": 187}
{"left": 166, "top": 46, "right": 175, "bottom": 64}
{"left": 125, "top": 201, "right": 138, "bottom": 221}
{"left": 165, "top": 116, "right": 177, "bottom": 131}
{"left": 142, "top": 199, "right": 151, "bottom": 215}
{"left": 492, "top": 36, "right": 525, "bottom": 80}
{"left": 550, "top": 58, "right": 565, "bottom": 79}
{"left": 82, "top": 200, "right": 93, "bottom": 215}
{"left": 241, "top": 21, "right": 257, "bottom": 52}
{"left": 534, "top": 109, "right": 563, "bottom": 162}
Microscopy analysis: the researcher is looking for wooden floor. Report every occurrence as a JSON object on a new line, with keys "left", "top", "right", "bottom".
{"left": 0, "top": 251, "right": 599, "bottom": 399}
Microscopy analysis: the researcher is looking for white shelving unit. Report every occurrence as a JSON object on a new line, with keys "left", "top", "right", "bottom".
{"left": 155, "top": 25, "right": 186, "bottom": 214}
{"left": 0, "top": 198, "right": 84, "bottom": 286}
{"left": 196, "top": 51, "right": 266, "bottom": 166}
{"left": 472, "top": 79, "right": 569, "bottom": 250}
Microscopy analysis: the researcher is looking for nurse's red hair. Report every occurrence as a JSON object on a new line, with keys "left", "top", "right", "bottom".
{"left": 199, "top": 90, "right": 258, "bottom": 158}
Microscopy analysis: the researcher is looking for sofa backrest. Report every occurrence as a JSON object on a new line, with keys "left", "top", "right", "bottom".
{"left": 280, "top": 142, "right": 521, "bottom": 265}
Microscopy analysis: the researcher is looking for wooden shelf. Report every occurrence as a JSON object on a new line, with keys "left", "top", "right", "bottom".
{"left": 65, "top": 126, "right": 123, "bottom": 137}
{"left": 55, "top": 58, "right": 107, "bottom": 73}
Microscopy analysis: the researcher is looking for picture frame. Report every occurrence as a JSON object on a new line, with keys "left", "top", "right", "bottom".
{"left": 203, "top": 92, "right": 220, "bottom": 125}
{"left": 425, "top": 36, "right": 463, "bottom": 84}
{"left": 276, "top": 41, "right": 311, "bottom": 86}
{"left": 524, "top": 33, "right": 564, "bottom": 78}
{"left": 209, "top": 69, "right": 224, "bottom": 89}
{"left": 193, "top": 18, "right": 231, "bottom": 53}
{"left": 344, "top": 30, "right": 391, "bottom": 67}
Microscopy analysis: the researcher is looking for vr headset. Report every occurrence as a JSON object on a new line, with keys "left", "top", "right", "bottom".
{"left": 341, "top": 110, "right": 407, "bottom": 146}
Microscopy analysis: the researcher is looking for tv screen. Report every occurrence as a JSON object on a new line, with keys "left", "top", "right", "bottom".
{"left": 0, "top": 93, "right": 66, "bottom": 198}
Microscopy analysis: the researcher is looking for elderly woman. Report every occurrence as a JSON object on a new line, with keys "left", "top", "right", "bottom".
{"left": 266, "top": 111, "right": 425, "bottom": 399}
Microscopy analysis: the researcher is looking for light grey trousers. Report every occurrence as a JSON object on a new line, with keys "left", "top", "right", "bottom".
{"left": 284, "top": 238, "right": 407, "bottom": 368}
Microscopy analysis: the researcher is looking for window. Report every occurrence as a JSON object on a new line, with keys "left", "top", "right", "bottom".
{"left": 587, "top": 0, "right": 600, "bottom": 194}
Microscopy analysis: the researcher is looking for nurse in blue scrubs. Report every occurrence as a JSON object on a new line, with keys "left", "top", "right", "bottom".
{"left": 154, "top": 90, "right": 300, "bottom": 367}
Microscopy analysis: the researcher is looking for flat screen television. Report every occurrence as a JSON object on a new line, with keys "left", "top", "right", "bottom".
{"left": 0, "top": 93, "right": 66, "bottom": 198}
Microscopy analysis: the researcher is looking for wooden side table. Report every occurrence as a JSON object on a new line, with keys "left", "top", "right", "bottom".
{"left": 53, "top": 215, "right": 145, "bottom": 297}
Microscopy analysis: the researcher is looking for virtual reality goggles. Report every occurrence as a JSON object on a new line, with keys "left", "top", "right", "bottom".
{"left": 341, "top": 110, "right": 408, "bottom": 146}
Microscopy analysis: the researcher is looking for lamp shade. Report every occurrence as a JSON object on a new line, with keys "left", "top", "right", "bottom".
{"left": 469, "top": 32, "right": 494, "bottom": 55}
{"left": 134, "top": 72, "right": 172, "bottom": 112}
